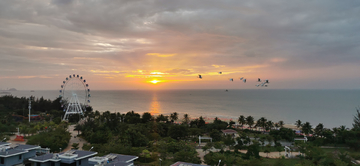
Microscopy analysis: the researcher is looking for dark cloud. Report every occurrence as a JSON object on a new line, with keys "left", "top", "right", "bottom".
{"left": 0, "top": 0, "right": 359, "bottom": 89}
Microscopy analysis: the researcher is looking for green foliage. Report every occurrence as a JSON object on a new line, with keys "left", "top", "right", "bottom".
{"left": 269, "top": 127, "right": 295, "bottom": 142}
{"left": 302, "top": 122, "right": 313, "bottom": 135}
{"left": 246, "top": 116, "right": 255, "bottom": 128}
{"left": 27, "top": 125, "right": 71, "bottom": 152}
{"left": 209, "top": 129, "right": 222, "bottom": 142}
{"left": 353, "top": 108, "right": 360, "bottom": 131}
{"left": 245, "top": 141, "right": 260, "bottom": 159}
{"left": 168, "top": 125, "right": 188, "bottom": 140}
{"left": 71, "top": 143, "right": 79, "bottom": 149}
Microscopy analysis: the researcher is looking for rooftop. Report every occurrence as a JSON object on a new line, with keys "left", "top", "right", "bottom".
{"left": 0, "top": 142, "right": 11, "bottom": 146}
{"left": 221, "top": 129, "right": 237, "bottom": 134}
{"left": 107, "top": 153, "right": 138, "bottom": 163}
{"left": 13, "top": 144, "right": 41, "bottom": 151}
{"left": 0, "top": 149, "right": 28, "bottom": 157}
{"left": 29, "top": 153, "right": 61, "bottom": 163}
{"left": 104, "top": 161, "right": 133, "bottom": 166}
{"left": 59, "top": 150, "right": 97, "bottom": 160}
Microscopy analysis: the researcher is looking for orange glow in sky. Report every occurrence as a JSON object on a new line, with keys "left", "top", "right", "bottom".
{"left": 149, "top": 79, "right": 161, "bottom": 84}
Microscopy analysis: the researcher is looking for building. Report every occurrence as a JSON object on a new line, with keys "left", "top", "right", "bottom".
{"left": 0, "top": 142, "right": 40, "bottom": 166}
{"left": 0, "top": 142, "right": 137, "bottom": 166}
{"left": 221, "top": 129, "right": 238, "bottom": 136}
{"left": 88, "top": 153, "right": 138, "bottom": 166}
{"left": 171, "top": 162, "right": 209, "bottom": 166}
{"left": 29, "top": 150, "right": 97, "bottom": 166}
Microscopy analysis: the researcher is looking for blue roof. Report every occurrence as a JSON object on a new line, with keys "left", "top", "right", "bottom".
{"left": 0, "top": 149, "right": 27, "bottom": 157}
{"left": 30, "top": 154, "right": 55, "bottom": 161}
{"left": 105, "top": 161, "right": 132, "bottom": 166}
{"left": 58, "top": 150, "right": 97, "bottom": 160}
{"left": 106, "top": 153, "right": 138, "bottom": 163}
{"left": 14, "top": 144, "right": 40, "bottom": 151}
{"left": 29, "top": 153, "right": 62, "bottom": 163}
{"left": 73, "top": 150, "right": 97, "bottom": 160}
{"left": 0, "top": 142, "right": 10, "bottom": 146}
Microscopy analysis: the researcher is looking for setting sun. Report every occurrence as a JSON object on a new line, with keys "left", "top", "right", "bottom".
{"left": 149, "top": 79, "right": 160, "bottom": 84}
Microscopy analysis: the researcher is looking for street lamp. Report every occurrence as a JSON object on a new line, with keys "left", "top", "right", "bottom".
{"left": 217, "top": 159, "right": 221, "bottom": 166}
{"left": 159, "top": 158, "right": 162, "bottom": 166}
{"left": 2, "top": 138, "right": 6, "bottom": 142}
{"left": 59, "top": 148, "right": 62, "bottom": 152}
{"left": 28, "top": 98, "right": 31, "bottom": 123}
{"left": 89, "top": 147, "right": 94, "bottom": 151}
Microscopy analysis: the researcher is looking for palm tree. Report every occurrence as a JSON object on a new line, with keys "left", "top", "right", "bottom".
{"left": 74, "top": 124, "right": 82, "bottom": 135}
{"left": 296, "top": 120, "right": 302, "bottom": 129}
{"left": 266, "top": 121, "right": 274, "bottom": 131}
{"left": 255, "top": 119, "right": 262, "bottom": 131}
{"left": 301, "top": 122, "right": 312, "bottom": 135}
{"left": 259, "top": 117, "right": 267, "bottom": 132}
{"left": 246, "top": 116, "right": 254, "bottom": 130}
{"left": 314, "top": 123, "right": 324, "bottom": 137}
{"left": 170, "top": 112, "right": 178, "bottom": 123}
{"left": 353, "top": 107, "right": 360, "bottom": 130}
{"left": 238, "top": 115, "right": 246, "bottom": 128}
{"left": 278, "top": 121, "right": 284, "bottom": 128}
{"left": 183, "top": 114, "right": 190, "bottom": 125}
{"left": 274, "top": 123, "right": 280, "bottom": 129}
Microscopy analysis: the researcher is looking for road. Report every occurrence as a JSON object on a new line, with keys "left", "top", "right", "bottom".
{"left": 62, "top": 124, "right": 88, "bottom": 152}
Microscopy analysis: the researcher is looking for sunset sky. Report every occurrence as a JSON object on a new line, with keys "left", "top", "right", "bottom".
{"left": 0, "top": 0, "right": 359, "bottom": 90}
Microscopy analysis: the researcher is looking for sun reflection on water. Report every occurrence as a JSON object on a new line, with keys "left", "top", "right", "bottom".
{"left": 149, "top": 93, "right": 161, "bottom": 115}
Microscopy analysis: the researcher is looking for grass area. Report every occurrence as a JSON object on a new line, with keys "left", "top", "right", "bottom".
{"left": 261, "top": 158, "right": 303, "bottom": 166}
{"left": 135, "top": 159, "right": 173, "bottom": 166}
{"left": 321, "top": 148, "right": 360, "bottom": 160}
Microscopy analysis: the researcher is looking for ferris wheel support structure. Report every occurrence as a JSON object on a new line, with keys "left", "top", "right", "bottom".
{"left": 60, "top": 74, "right": 91, "bottom": 121}
{"left": 63, "top": 93, "right": 84, "bottom": 120}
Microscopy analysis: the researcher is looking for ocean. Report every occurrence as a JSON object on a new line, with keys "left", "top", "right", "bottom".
{"left": 3, "top": 89, "right": 360, "bottom": 128}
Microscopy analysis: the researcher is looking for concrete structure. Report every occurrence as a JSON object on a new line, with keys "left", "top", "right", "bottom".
{"left": 30, "top": 150, "right": 97, "bottom": 166}
{"left": 171, "top": 162, "right": 209, "bottom": 166}
{"left": 0, "top": 142, "right": 40, "bottom": 166}
{"left": 88, "top": 153, "right": 138, "bottom": 166}
{"left": 198, "top": 136, "right": 212, "bottom": 146}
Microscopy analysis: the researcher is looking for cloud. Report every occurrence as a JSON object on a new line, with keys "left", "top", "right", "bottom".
{"left": 0, "top": 0, "right": 359, "bottom": 89}
{"left": 146, "top": 53, "right": 176, "bottom": 57}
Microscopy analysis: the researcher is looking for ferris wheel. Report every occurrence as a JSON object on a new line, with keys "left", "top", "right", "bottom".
{"left": 59, "top": 74, "right": 91, "bottom": 121}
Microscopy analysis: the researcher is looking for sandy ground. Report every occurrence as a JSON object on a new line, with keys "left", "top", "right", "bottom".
{"left": 62, "top": 124, "right": 88, "bottom": 152}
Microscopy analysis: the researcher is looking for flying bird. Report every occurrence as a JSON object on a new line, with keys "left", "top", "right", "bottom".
{"left": 229, "top": 78, "right": 234, "bottom": 81}
{"left": 218, "top": 72, "right": 222, "bottom": 74}
{"left": 258, "top": 78, "right": 261, "bottom": 82}
{"left": 256, "top": 84, "right": 260, "bottom": 87}
{"left": 265, "top": 79, "right": 269, "bottom": 83}
{"left": 243, "top": 79, "right": 246, "bottom": 83}
{"left": 239, "top": 77, "right": 244, "bottom": 80}
{"left": 198, "top": 75, "right": 202, "bottom": 79}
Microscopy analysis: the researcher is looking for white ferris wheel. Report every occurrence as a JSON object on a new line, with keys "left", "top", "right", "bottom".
{"left": 59, "top": 74, "right": 91, "bottom": 121}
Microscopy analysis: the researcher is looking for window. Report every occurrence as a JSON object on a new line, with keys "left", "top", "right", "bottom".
{"left": 79, "top": 160, "right": 81, "bottom": 165}
{"left": 19, "top": 155, "right": 22, "bottom": 160}
{"left": 0, "top": 157, "right": 4, "bottom": 164}
{"left": 37, "top": 163, "right": 41, "bottom": 166}
{"left": 51, "top": 162, "right": 55, "bottom": 166}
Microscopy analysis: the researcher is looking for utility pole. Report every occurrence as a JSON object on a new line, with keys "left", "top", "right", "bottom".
{"left": 28, "top": 98, "right": 31, "bottom": 123}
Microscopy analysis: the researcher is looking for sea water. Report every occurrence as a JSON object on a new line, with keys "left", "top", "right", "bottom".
{"left": 4, "top": 89, "right": 360, "bottom": 128}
